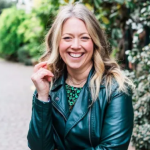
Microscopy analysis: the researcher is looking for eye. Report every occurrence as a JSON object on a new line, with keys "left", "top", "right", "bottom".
{"left": 81, "top": 36, "right": 90, "bottom": 40}
{"left": 63, "top": 37, "right": 72, "bottom": 40}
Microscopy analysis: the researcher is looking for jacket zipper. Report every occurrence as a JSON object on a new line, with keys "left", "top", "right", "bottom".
{"left": 53, "top": 102, "right": 67, "bottom": 121}
{"left": 89, "top": 108, "right": 93, "bottom": 147}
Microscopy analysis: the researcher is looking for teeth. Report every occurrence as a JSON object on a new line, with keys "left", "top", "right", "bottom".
{"left": 69, "top": 53, "right": 82, "bottom": 58}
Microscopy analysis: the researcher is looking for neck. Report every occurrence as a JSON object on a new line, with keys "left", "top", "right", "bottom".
{"left": 66, "top": 62, "right": 93, "bottom": 87}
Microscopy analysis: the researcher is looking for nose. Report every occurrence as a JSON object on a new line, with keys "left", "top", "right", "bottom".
{"left": 71, "top": 38, "right": 81, "bottom": 49}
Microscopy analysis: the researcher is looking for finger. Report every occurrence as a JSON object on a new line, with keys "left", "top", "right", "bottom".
{"left": 34, "top": 61, "right": 47, "bottom": 73}
{"left": 38, "top": 68, "right": 54, "bottom": 77}
{"left": 44, "top": 76, "right": 52, "bottom": 82}
{"left": 47, "top": 76, "right": 52, "bottom": 82}
{"left": 37, "top": 69, "right": 54, "bottom": 80}
{"left": 43, "top": 65, "right": 48, "bottom": 69}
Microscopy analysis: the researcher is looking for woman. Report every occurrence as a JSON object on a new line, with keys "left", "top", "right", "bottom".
{"left": 27, "top": 3, "right": 134, "bottom": 150}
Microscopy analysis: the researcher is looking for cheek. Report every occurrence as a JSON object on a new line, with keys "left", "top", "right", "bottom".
{"left": 59, "top": 41, "right": 65, "bottom": 53}
{"left": 85, "top": 41, "right": 94, "bottom": 53}
{"left": 59, "top": 41, "right": 70, "bottom": 54}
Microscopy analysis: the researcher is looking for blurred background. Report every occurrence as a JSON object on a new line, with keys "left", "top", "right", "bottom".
{"left": 0, "top": 0, "right": 150, "bottom": 150}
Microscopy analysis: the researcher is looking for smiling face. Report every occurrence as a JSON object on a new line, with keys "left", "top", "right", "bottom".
{"left": 59, "top": 17, "right": 94, "bottom": 71}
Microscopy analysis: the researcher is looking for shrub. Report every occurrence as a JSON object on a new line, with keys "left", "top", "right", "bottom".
{"left": 16, "top": 0, "right": 59, "bottom": 64}
{"left": 124, "top": 1, "right": 150, "bottom": 148}
{"left": 0, "top": 7, "right": 26, "bottom": 60}
{"left": 0, "top": 0, "right": 58, "bottom": 63}
{"left": 16, "top": 12, "right": 44, "bottom": 64}
{"left": 126, "top": 41, "right": 150, "bottom": 149}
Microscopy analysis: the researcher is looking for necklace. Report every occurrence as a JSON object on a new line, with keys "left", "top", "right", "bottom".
{"left": 68, "top": 77, "right": 87, "bottom": 86}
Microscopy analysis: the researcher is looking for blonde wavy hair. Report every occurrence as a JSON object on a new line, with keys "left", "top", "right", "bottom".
{"left": 40, "top": 3, "right": 134, "bottom": 102}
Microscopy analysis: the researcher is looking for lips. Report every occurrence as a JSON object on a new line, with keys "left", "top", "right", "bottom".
{"left": 69, "top": 52, "right": 84, "bottom": 58}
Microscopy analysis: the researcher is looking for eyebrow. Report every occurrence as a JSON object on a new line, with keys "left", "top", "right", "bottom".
{"left": 62, "top": 33, "right": 89, "bottom": 36}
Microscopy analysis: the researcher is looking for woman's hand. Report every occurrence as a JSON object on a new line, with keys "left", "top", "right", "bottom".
{"left": 31, "top": 61, "right": 54, "bottom": 102}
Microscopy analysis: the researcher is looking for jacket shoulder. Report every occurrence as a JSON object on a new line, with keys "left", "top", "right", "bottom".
{"left": 101, "top": 76, "right": 132, "bottom": 101}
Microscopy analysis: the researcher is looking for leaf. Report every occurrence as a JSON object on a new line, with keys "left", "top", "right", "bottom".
{"left": 101, "top": 16, "right": 110, "bottom": 24}
{"left": 114, "top": 0, "right": 124, "bottom": 4}
{"left": 85, "top": 3, "right": 93, "bottom": 11}
{"left": 110, "top": 12, "right": 118, "bottom": 18}
{"left": 117, "top": 4, "right": 121, "bottom": 9}
{"left": 93, "top": 0, "right": 101, "bottom": 9}
{"left": 141, "top": 7, "right": 146, "bottom": 13}
{"left": 64, "top": 0, "right": 69, "bottom": 3}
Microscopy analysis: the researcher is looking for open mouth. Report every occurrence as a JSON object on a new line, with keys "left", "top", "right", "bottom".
{"left": 68, "top": 52, "right": 84, "bottom": 58}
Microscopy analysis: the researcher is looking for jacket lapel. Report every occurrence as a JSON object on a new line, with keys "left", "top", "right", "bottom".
{"left": 64, "top": 84, "right": 91, "bottom": 137}
{"left": 51, "top": 71, "right": 70, "bottom": 121}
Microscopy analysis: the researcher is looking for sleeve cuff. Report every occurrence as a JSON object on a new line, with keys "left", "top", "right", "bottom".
{"left": 33, "top": 93, "right": 52, "bottom": 110}
{"left": 35, "top": 93, "right": 51, "bottom": 103}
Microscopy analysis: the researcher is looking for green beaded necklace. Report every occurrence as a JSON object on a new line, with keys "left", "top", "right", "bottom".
{"left": 65, "top": 83, "right": 83, "bottom": 111}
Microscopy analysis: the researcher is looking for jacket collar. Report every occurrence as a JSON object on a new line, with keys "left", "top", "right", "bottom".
{"left": 51, "top": 69, "right": 67, "bottom": 91}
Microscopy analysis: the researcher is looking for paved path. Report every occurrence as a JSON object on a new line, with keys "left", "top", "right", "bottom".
{"left": 0, "top": 59, "right": 34, "bottom": 150}
{"left": 0, "top": 59, "right": 135, "bottom": 150}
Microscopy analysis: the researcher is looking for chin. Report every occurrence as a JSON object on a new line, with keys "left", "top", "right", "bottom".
{"left": 69, "top": 66, "right": 82, "bottom": 70}
{"left": 67, "top": 64, "right": 83, "bottom": 70}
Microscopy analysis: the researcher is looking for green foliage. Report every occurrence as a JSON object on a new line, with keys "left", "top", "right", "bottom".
{"left": 20, "top": 0, "right": 59, "bottom": 63}
{"left": 126, "top": 44, "right": 150, "bottom": 150}
{"left": 0, "top": 7, "right": 26, "bottom": 60}
{"left": 18, "top": 0, "right": 59, "bottom": 63}
{"left": 17, "top": 43, "right": 43, "bottom": 65}
{"left": 16, "top": 12, "right": 45, "bottom": 63}
{"left": 17, "top": 14, "right": 44, "bottom": 43}
{"left": 0, "top": 0, "right": 15, "bottom": 14}
{"left": 0, "top": 0, "right": 59, "bottom": 63}
{"left": 32, "top": 0, "right": 59, "bottom": 29}
{"left": 125, "top": 1, "right": 150, "bottom": 146}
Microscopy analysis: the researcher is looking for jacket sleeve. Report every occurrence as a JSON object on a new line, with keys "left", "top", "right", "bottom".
{"left": 27, "top": 91, "right": 54, "bottom": 150}
{"left": 86, "top": 88, "right": 134, "bottom": 150}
